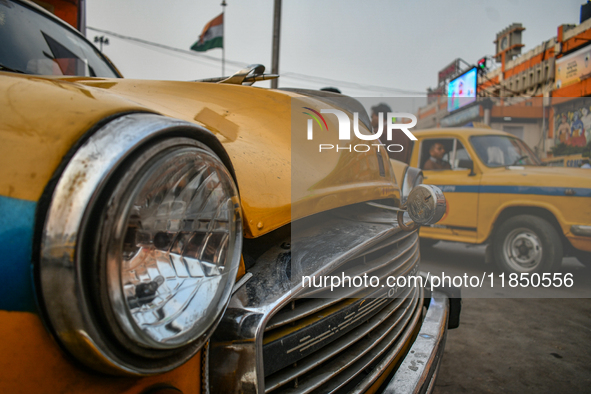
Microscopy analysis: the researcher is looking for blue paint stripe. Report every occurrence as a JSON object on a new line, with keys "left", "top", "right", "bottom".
{"left": 435, "top": 184, "right": 591, "bottom": 197}
{"left": 0, "top": 196, "right": 37, "bottom": 312}
{"left": 437, "top": 185, "right": 479, "bottom": 193}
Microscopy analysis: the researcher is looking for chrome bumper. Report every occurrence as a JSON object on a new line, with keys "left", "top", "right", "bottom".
{"left": 571, "top": 225, "right": 591, "bottom": 237}
{"left": 382, "top": 291, "right": 449, "bottom": 394}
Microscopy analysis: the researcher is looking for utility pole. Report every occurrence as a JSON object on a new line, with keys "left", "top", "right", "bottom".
{"left": 78, "top": 0, "right": 86, "bottom": 37}
{"left": 271, "top": 0, "right": 281, "bottom": 89}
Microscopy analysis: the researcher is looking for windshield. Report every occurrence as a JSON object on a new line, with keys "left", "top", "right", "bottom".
{"left": 0, "top": 1, "right": 119, "bottom": 77}
{"left": 470, "top": 135, "right": 541, "bottom": 167}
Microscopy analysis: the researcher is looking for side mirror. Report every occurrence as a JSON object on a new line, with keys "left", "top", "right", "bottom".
{"left": 458, "top": 159, "right": 476, "bottom": 176}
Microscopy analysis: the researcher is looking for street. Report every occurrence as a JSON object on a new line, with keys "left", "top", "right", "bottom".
{"left": 420, "top": 241, "right": 591, "bottom": 393}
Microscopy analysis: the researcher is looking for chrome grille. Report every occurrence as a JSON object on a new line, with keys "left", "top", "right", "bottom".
{"left": 209, "top": 206, "right": 423, "bottom": 394}
{"left": 263, "top": 229, "right": 422, "bottom": 393}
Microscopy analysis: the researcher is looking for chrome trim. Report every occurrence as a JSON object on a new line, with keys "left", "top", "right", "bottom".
{"left": 209, "top": 206, "right": 419, "bottom": 393}
{"left": 266, "top": 287, "right": 422, "bottom": 393}
{"left": 39, "top": 113, "right": 242, "bottom": 375}
{"left": 264, "top": 297, "right": 342, "bottom": 332}
{"left": 571, "top": 225, "right": 591, "bottom": 237}
{"left": 202, "top": 342, "right": 211, "bottom": 394}
{"left": 367, "top": 201, "right": 406, "bottom": 212}
{"left": 233, "top": 272, "right": 254, "bottom": 295}
{"left": 401, "top": 167, "right": 423, "bottom": 205}
{"left": 382, "top": 291, "right": 450, "bottom": 394}
{"left": 300, "top": 231, "right": 418, "bottom": 298}
{"left": 266, "top": 287, "right": 414, "bottom": 390}
{"left": 196, "top": 64, "right": 279, "bottom": 85}
{"left": 264, "top": 234, "right": 416, "bottom": 330}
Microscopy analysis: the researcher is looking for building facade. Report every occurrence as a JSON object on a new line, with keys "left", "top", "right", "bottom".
{"left": 417, "top": 4, "right": 591, "bottom": 160}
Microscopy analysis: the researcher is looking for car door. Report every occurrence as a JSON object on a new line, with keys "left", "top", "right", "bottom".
{"left": 416, "top": 136, "right": 481, "bottom": 243}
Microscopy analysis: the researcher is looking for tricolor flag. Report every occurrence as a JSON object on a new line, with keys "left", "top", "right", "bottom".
{"left": 191, "top": 13, "right": 223, "bottom": 52}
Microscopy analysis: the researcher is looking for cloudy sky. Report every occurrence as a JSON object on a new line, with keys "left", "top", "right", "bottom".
{"left": 87, "top": 0, "right": 582, "bottom": 99}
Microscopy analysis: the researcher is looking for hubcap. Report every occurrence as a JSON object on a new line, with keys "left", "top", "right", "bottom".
{"left": 502, "top": 228, "right": 543, "bottom": 272}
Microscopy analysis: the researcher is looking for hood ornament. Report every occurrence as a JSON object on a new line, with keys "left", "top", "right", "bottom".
{"left": 195, "top": 64, "right": 279, "bottom": 85}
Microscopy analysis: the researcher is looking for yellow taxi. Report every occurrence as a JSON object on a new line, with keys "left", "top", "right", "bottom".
{"left": 403, "top": 127, "right": 591, "bottom": 274}
{"left": 0, "top": 1, "right": 457, "bottom": 393}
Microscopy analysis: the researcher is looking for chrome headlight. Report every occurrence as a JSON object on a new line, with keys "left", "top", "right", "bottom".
{"left": 400, "top": 166, "right": 424, "bottom": 205}
{"left": 38, "top": 114, "right": 242, "bottom": 375}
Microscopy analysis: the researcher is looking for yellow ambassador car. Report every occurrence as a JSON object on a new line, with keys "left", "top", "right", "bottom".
{"left": 0, "top": 1, "right": 459, "bottom": 393}
{"left": 402, "top": 127, "right": 591, "bottom": 274}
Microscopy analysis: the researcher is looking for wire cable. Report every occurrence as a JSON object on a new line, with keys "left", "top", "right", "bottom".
{"left": 87, "top": 26, "right": 426, "bottom": 96}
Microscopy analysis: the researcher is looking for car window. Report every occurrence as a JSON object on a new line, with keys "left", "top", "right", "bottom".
{"left": 470, "top": 135, "right": 541, "bottom": 167}
{"left": 452, "top": 140, "right": 472, "bottom": 169}
{"left": 420, "top": 138, "right": 453, "bottom": 170}
{"left": 0, "top": 1, "right": 119, "bottom": 77}
{"left": 420, "top": 138, "right": 472, "bottom": 171}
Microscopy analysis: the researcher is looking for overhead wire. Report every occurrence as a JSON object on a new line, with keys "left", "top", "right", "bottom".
{"left": 87, "top": 26, "right": 426, "bottom": 96}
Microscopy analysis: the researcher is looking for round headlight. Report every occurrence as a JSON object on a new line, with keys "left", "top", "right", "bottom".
{"left": 38, "top": 114, "right": 242, "bottom": 375}
{"left": 95, "top": 142, "right": 240, "bottom": 350}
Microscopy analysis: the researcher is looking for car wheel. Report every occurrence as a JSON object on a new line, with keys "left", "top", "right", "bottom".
{"left": 420, "top": 238, "right": 439, "bottom": 248}
{"left": 492, "top": 215, "right": 563, "bottom": 274}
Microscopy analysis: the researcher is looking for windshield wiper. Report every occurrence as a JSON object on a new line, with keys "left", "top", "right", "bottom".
{"left": 510, "top": 155, "right": 528, "bottom": 166}
{"left": 0, "top": 64, "right": 27, "bottom": 74}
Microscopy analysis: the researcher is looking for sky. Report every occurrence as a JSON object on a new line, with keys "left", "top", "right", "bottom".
{"left": 86, "top": 0, "right": 583, "bottom": 104}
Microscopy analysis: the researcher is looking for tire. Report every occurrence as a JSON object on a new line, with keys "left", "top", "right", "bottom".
{"left": 420, "top": 238, "right": 439, "bottom": 248}
{"left": 492, "top": 215, "right": 563, "bottom": 274}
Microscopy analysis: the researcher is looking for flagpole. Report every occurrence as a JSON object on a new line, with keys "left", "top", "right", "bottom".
{"left": 221, "top": 0, "right": 226, "bottom": 77}
{"left": 271, "top": 0, "right": 281, "bottom": 89}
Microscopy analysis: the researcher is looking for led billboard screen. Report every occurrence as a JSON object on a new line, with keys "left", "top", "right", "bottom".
{"left": 447, "top": 67, "right": 477, "bottom": 112}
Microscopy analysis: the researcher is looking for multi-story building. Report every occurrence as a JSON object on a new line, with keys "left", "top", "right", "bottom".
{"left": 417, "top": 3, "right": 591, "bottom": 160}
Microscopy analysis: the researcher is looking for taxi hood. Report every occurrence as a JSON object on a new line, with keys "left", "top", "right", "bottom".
{"left": 0, "top": 74, "right": 398, "bottom": 237}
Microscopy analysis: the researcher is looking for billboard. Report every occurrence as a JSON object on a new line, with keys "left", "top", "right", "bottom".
{"left": 447, "top": 67, "right": 477, "bottom": 112}
{"left": 555, "top": 46, "right": 591, "bottom": 90}
{"left": 438, "top": 58, "right": 460, "bottom": 85}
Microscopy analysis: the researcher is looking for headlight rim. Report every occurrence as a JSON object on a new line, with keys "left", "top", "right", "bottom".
{"left": 37, "top": 113, "right": 242, "bottom": 376}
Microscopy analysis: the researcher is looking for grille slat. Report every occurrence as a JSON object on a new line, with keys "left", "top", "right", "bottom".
{"left": 320, "top": 288, "right": 423, "bottom": 394}
{"left": 355, "top": 229, "right": 415, "bottom": 258}
{"left": 264, "top": 298, "right": 342, "bottom": 332}
{"left": 302, "top": 243, "right": 418, "bottom": 300}
{"left": 265, "top": 286, "right": 413, "bottom": 392}
{"left": 266, "top": 287, "right": 422, "bottom": 394}
{"left": 299, "top": 236, "right": 418, "bottom": 299}
{"left": 266, "top": 233, "right": 417, "bottom": 332}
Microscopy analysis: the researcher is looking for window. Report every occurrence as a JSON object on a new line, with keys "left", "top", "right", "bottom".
{"left": 452, "top": 140, "right": 472, "bottom": 169}
{"left": 0, "top": 1, "right": 119, "bottom": 77}
{"left": 420, "top": 138, "right": 472, "bottom": 171}
{"left": 470, "top": 135, "right": 541, "bottom": 167}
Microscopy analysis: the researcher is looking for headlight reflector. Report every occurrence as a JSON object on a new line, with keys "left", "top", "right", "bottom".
{"left": 98, "top": 145, "right": 241, "bottom": 349}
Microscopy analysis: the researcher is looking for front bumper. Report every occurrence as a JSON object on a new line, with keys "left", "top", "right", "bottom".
{"left": 382, "top": 291, "right": 450, "bottom": 394}
{"left": 571, "top": 225, "right": 591, "bottom": 237}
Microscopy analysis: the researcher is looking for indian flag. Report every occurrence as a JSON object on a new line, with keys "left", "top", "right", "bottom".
{"left": 191, "top": 13, "right": 223, "bottom": 52}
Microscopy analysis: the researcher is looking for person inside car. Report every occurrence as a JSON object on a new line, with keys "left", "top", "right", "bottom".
{"left": 423, "top": 142, "right": 451, "bottom": 170}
